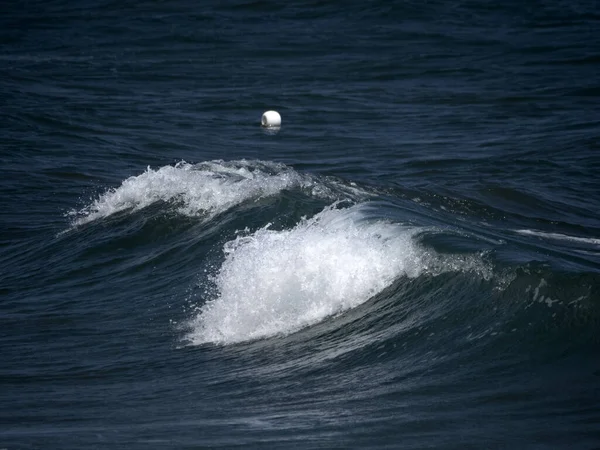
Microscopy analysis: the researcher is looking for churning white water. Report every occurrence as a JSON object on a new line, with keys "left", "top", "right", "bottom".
{"left": 187, "top": 204, "right": 427, "bottom": 345}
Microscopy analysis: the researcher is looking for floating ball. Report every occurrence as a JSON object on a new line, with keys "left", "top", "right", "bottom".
{"left": 261, "top": 110, "right": 281, "bottom": 128}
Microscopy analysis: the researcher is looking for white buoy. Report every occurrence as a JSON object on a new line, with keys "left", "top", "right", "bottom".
{"left": 261, "top": 110, "right": 281, "bottom": 128}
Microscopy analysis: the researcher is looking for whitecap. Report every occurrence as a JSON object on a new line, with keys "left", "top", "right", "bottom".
{"left": 187, "top": 204, "right": 491, "bottom": 345}
{"left": 69, "top": 160, "right": 320, "bottom": 226}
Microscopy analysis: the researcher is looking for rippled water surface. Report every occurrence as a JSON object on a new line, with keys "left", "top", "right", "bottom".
{"left": 1, "top": 0, "right": 599, "bottom": 448}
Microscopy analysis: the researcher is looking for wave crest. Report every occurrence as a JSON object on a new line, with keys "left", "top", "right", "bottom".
{"left": 187, "top": 204, "right": 491, "bottom": 345}
{"left": 68, "top": 160, "right": 324, "bottom": 226}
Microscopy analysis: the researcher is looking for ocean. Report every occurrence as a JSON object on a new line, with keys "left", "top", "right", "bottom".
{"left": 1, "top": 0, "right": 599, "bottom": 448}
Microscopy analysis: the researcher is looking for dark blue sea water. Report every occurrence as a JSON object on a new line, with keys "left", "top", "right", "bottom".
{"left": 2, "top": 0, "right": 600, "bottom": 448}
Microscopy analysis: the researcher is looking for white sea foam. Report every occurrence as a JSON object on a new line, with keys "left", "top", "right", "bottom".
{"left": 69, "top": 160, "right": 321, "bottom": 226}
{"left": 516, "top": 229, "right": 600, "bottom": 246}
{"left": 187, "top": 204, "right": 490, "bottom": 345}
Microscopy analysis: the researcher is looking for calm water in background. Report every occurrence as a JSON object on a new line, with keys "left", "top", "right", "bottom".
{"left": 1, "top": 0, "right": 600, "bottom": 448}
